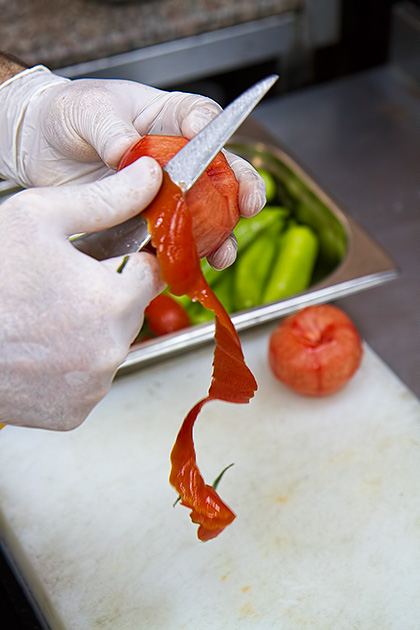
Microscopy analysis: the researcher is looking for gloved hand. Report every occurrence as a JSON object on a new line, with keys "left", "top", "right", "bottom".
{"left": 0, "top": 66, "right": 266, "bottom": 269}
{"left": 0, "top": 157, "right": 164, "bottom": 431}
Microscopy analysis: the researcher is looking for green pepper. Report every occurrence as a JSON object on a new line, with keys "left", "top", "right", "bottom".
{"left": 233, "top": 229, "right": 280, "bottom": 312}
{"left": 163, "top": 288, "right": 192, "bottom": 310}
{"left": 212, "top": 270, "right": 235, "bottom": 313}
{"left": 196, "top": 207, "right": 289, "bottom": 292}
{"left": 257, "top": 168, "right": 277, "bottom": 203}
{"left": 294, "top": 201, "right": 347, "bottom": 269}
{"left": 234, "top": 206, "right": 289, "bottom": 253}
{"left": 200, "top": 258, "right": 222, "bottom": 287}
{"left": 186, "top": 301, "right": 214, "bottom": 325}
{"left": 262, "top": 224, "right": 319, "bottom": 303}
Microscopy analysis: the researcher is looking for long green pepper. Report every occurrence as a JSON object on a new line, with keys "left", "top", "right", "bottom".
{"left": 234, "top": 230, "right": 279, "bottom": 311}
{"left": 262, "top": 224, "right": 319, "bottom": 304}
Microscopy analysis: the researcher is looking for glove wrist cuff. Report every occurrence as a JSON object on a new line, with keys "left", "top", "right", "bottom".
{"left": 0, "top": 65, "right": 70, "bottom": 187}
{"left": 0, "top": 65, "right": 52, "bottom": 90}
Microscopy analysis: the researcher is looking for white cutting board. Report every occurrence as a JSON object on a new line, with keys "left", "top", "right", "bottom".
{"left": 1, "top": 323, "right": 420, "bottom": 630}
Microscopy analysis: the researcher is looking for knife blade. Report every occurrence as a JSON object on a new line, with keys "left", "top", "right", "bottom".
{"left": 71, "top": 74, "right": 278, "bottom": 260}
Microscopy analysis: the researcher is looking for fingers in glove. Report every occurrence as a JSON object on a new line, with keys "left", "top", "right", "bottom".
{"left": 100, "top": 132, "right": 142, "bottom": 171}
{"left": 224, "top": 150, "right": 266, "bottom": 218}
{"left": 53, "top": 80, "right": 221, "bottom": 172}
{"left": 140, "top": 91, "right": 222, "bottom": 138}
{"left": 206, "top": 232, "right": 238, "bottom": 270}
{"left": 176, "top": 94, "right": 222, "bottom": 137}
{"left": 79, "top": 88, "right": 221, "bottom": 167}
{"left": 101, "top": 250, "right": 165, "bottom": 343}
{"left": 48, "top": 79, "right": 143, "bottom": 169}
{"left": 106, "top": 250, "right": 164, "bottom": 310}
{"left": 16, "top": 157, "right": 162, "bottom": 236}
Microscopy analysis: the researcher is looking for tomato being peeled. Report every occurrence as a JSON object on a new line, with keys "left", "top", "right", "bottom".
{"left": 119, "top": 135, "right": 240, "bottom": 259}
{"left": 145, "top": 293, "right": 190, "bottom": 337}
{"left": 118, "top": 137, "right": 257, "bottom": 542}
{"left": 269, "top": 304, "right": 363, "bottom": 396}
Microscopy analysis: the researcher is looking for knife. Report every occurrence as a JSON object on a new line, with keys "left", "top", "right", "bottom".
{"left": 71, "top": 74, "right": 278, "bottom": 260}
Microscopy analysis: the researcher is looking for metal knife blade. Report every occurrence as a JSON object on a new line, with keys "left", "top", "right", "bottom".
{"left": 71, "top": 74, "right": 278, "bottom": 260}
{"left": 164, "top": 73, "right": 278, "bottom": 193}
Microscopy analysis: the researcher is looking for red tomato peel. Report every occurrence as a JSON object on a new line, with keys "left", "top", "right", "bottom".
{"left": 120, "top": 138, "right": 257, "bottom": 541}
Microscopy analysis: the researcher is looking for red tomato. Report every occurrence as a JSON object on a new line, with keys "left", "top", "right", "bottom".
{"left": 119, "top": 135, "right": 240, "bottom": 259}
{"left": 145, "top": 293, "right": 191, "bottom": 337}
{"left": 268, "top": 304, "right": 363, "bottom": 396}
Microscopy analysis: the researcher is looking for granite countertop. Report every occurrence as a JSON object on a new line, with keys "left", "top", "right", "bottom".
{"left": 1, "top": 0, "right": 301, "bottom": 70}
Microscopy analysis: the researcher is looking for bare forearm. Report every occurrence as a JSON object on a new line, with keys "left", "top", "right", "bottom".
{"left": 0, "top": 52, "right": 27, "bottom": 84}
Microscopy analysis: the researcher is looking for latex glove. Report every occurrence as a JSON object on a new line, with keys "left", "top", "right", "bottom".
{"left": 0, "top": 157, "right": 164, "bottom": 431}
{"left": 0, "top": 66, "right": 266, "bottom": 269}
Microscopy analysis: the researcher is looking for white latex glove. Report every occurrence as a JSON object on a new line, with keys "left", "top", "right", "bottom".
{"left": 0, "top": 157, "right": 164, "bottom": 431}
{"left": 0, "top": 65, "right": 266, "bottom": 269}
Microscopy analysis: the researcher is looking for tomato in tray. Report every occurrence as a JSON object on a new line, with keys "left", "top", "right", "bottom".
{"left": 269, "top": 304, "right": 363, "bottom": 396}
{"left": 145, "top": 293, "right": 191, "bottom": 337}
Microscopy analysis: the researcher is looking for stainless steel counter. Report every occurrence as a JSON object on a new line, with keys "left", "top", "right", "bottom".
{"left": 253, "top": 65, "right": 420, "bottom": 397}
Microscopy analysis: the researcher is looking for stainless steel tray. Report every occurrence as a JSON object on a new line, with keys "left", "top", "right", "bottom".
{"left": 119, "top": 131, "right": 398, "bottom": 375}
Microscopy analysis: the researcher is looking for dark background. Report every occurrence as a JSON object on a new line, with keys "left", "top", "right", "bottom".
{"left": 167, "top": 0, "right": 403, "bottom": 104}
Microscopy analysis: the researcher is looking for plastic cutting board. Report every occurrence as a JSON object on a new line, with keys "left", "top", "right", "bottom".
{"left": 1, "top": 323, "right": 420, "bottom": 630}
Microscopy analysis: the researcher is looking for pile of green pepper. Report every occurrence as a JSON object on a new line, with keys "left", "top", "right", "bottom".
{"left": 171, "top": 168, "right": 320, "bottom": 326}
